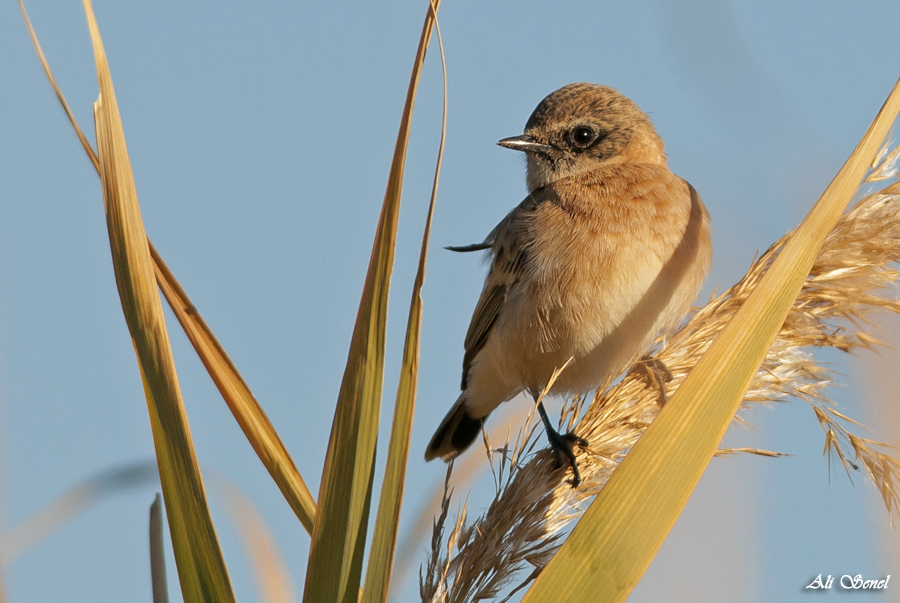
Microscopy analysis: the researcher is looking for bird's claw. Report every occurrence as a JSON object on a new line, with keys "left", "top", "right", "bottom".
{"left": 634, "top": 355, "right": 673, "bottom": 406}
{"left": 537, "top": 401, "right": 588, "bottom": 487}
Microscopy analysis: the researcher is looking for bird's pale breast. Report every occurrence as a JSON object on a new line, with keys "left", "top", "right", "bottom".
{"left": 473, "top": 163, "right": 710, "bottom": 402}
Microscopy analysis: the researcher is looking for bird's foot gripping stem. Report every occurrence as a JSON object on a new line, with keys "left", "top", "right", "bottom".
{"left": 634, "top": 354, "right": 674, "bottom": 406}
{"left": 536, "top": 401, "right": 588, "bottom": 487}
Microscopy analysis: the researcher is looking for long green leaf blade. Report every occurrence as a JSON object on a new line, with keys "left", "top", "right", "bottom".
{"left": 360, "top": 4, "right": 446, "bottom": 601}
{"left": 301, "top": 3, "right": 442, "bottom": 602}
{"left": 18, "top": 0, "right": 317, "bottom": 535}
{"left": 150, "top": 242, "right": 317, "bottom": 534}
{"left": 84, "top": 2, "right": 236, "bottom": 601}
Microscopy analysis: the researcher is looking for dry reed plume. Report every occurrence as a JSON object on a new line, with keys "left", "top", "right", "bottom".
{"left": 420, "top": 142, "right": 900, "bottom": 603}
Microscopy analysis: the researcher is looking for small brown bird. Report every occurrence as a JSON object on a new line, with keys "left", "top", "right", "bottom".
{"left": 425, "top": 83, "right": 712, "bottom": 485}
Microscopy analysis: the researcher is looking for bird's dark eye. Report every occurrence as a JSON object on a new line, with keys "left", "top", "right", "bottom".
{"left": 571, "top": 126, "right": 596, "bottom": 147}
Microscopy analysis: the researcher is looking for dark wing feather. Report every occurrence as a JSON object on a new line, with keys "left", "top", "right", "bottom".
{"left": 445, "top": 242, "right": 493, "bottom": 252}
{"left": 459, "top": 193, "right": 541, "bottom": 389}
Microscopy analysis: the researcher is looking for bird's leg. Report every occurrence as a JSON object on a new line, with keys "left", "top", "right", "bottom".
{"left": 536, "top": 399, "right": 588, "bottom": 487}
{"left": 633, "top": 354, "right": 673, "bottom": 406}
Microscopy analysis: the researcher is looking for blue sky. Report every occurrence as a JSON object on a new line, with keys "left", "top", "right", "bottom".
{"left": 2, "top": 2, "right": 899, "bottom": 602}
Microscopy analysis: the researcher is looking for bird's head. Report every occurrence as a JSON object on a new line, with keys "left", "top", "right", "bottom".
{"left": 498, "top": 83, "right": 666, "bottom": 192}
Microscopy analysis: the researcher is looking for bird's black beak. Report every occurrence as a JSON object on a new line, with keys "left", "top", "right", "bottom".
{"left": 497, "top": 134, "right": 553, "bottom": 155}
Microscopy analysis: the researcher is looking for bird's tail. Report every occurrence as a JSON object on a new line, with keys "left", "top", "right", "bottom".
{"left": 425, "top": 394, "right": 486, "bottom": 462}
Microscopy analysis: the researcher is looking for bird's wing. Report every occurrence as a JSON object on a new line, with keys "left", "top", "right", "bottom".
{"left": 459, "top": 192, "right": 541, "bottom": 389}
